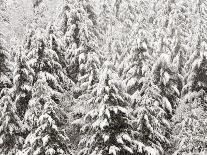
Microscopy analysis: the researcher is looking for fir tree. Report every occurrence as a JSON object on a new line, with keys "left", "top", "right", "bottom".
{"left": 26, "top": 28, "right": 64, "bottom": 95}
{"left": 78, "top": 61, "right": 135, "bottom": 155}
{"left": 32, "top": 0, "right": 48, "bottom": 27}
{"left": 0, "top": 0, "right": 9, "bottom": 23}
{"left": 20, "top": 76, "right": 72, "bottom": 155}
{"left": 0, "top": 33, "right": 12, "bottom": 96}
{"left": 173, "top": 53, "right": 207, "bottom": 154}
{"left": 19, "top": 24, "right": 73, "bottom": 154}
{"left": 13, "top": 48, "right": 33, "bottom": 120}
{"left": 46, "top": 23, "right": 74, "bottom": 91}
{"left": 0, "top": 91, "right": 23, "bottom": 155}
{"left": 132, "top": 73, "right": 171, "bottom": 155}
{"left": 77, "top": 47, "right": 101, "bottom": 93}
{"left": 192, "top": 0, "right": 207, "bottom": 54}
{"left": 58, "top": 0, "right": 100, "bottom": 84}
{"left": 151, "top": 53, "right": 181, "bottom": 118}
{"left": 121, "top": 39, "right": 151, "bottom": 95}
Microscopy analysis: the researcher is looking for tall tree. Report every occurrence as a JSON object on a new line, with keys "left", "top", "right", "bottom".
{"left": 19, "top": 26, "right": 72, "bottom": 154}
{"left": 173, "top": 53, "right": 207, "bottom": 154}
{"left": 121, "top": 40, "right": 151, "bottom": 95}
{"left": 46, "top": 23, "right": 73, "bottom": 91}
{"left": 58, "top": 0, "right": 100, "bottom": 85}
{"left": 0, "top": 0, "right": 10, "bottom": 38}
{"left": 20, "top": 77, "right": 72, "bottom": 155}
{"left": 13, "top": 48, "right": 33, "bottom": 120}
{"left": 78, "top": 61, "right": 136, "bottom": 155}
{"left": 0, "top": 33, "right": 12, "bottom": 97}
{"left": 25, "top": 27, "right": 65, "bottom": 94}
{"left": 0, "top": 91, "right": 23, "bottom": 155}
{"left": 132, "top": 73, "right": 171, "bottom": 155}
{"left": 151, "top": 53, "right": 181, "bottom": 119}
{"left": 0, "top": 0, "right": 12, "bottom": 96}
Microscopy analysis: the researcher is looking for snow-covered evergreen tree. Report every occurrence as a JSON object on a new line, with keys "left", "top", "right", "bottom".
{"left": 0, "top": 33, "right": 12, "bottom": 96}
{"left": 98, "top": 0, "right": 155, "bottom": 94}
{"left": 46, "top": 23, "right": 65, "bottom": 66}
{"left": 131, "top": 70, "right": 171, "bottom": 155}
{"left": 78, "top": 61, "right": 135, "bottom": 155}
{"left": 191, "top": 0, "right": 207, "bottom": 54}
{"left": 0, "top": 0, "right": 10, "bottom": 40}
{"left": 46, "top": 23, "right": 74, "bottom": 91}
{"left": 173, "top": 53, "right": 207, "bottom": 154}
{"left": 77, "top": 48, "right": 101, "bottom": 93}
{"left": 18, "top": 22, "right": 73, "bottom": 154}
{"left": 19, "top": 76, "right": 72, "bottom": 155}
{"left": 151, "top": 53, "right": 181, "bottom": 118}
{"left": 0, "top": 0, "right": 9, "bottom": 23}
{"left": 13, "top": 48, "right": 33, "bottom": 120}
{"left": 26, "top": 27, "right": 65, "bottom": 94}
{"left": 58, "top": 0, "right": 100, "bottom": 85}
{"left": 121, "top": 39, "right": 152, "bottom": 95}
{"left": 0, "top": 91, "right": 23, "bottom": 155}
{"left": 32, "top": 0, "right": 49, "bottom": 28}
{"left": 152, "top": 0, "right": 192, "bottom": 62}
{"left": 24, "top": 22, "right": 72, "bottom": 93}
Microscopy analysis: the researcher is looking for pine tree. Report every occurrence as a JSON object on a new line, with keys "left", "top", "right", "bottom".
{"left": 0, "top": 0, "right": 9, "bottom": 34}
{"left": 173, "top": 53, "right": 207, "bottom": 154}
{"left": 101, "top": 0, "right": 155, "bottom": 95}
{"left": 26, "top": 27, "right": 64, "bottom": 94}
{"left": 191, "top": 0, "right": 207, "bottom": 54}
{"left": 20, "top": 25, "right": 68, "bottom": 129}
{"left": 151, "top": 53, "right": 181, "bottom": 119}
{"left": 78, "top": 61, "right": 135, "bottom": 155}
{"left": 96, "top": 0, "right": 114, "bottom": 35}
{"left": 32, "top": 0, "right": 48, "bottom": 28}
{"left": 77, "top": 47, "right": 101, "bottom": 93}
{"left": 153, "top": 0, "right": 174, "bottom": 55}
{"left": 46, "top": 23, "right": 74, "bottom": 91}
{"left": 13, "top": 48, "right": 33, "bottom": 120}
{"left": 46, "top": 23, "right": 65, "bottom": 67}
{"left": 130, "top": 52, "right": 181, "bottom": 154}
{"left": 58, "top": 0, "right": 100, "bottom": 85}
{"left": 19, "top": 76, "right": 72, "bottom": 155}
{"left": 132, "top": 73, "right": 171, "bottom": 155}
{"left": 96, "top": 0, "right": 117, "bottom": 60}
{"left": 0, "top": 91, "right": 23, "bottom": 155}
{"left": 18, "top": 25, "right": 73, "bottom": 154}
{"left": 121, "top": 39, "right": 152, "bottom": 95}
{"left": 0, "top": 33, "right": 12, "bottom": 96}
{"left": 152, "top": 0, "right": 193, "bottom": 62}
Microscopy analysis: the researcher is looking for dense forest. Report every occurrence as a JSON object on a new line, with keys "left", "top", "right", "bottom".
{"left": 0, "top": 0, "right": 207, "bottom": 155}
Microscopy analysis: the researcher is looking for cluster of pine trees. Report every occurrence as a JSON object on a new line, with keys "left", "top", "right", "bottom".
{"left": 1, "top": 0, "right": 207, "bottom": 154}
